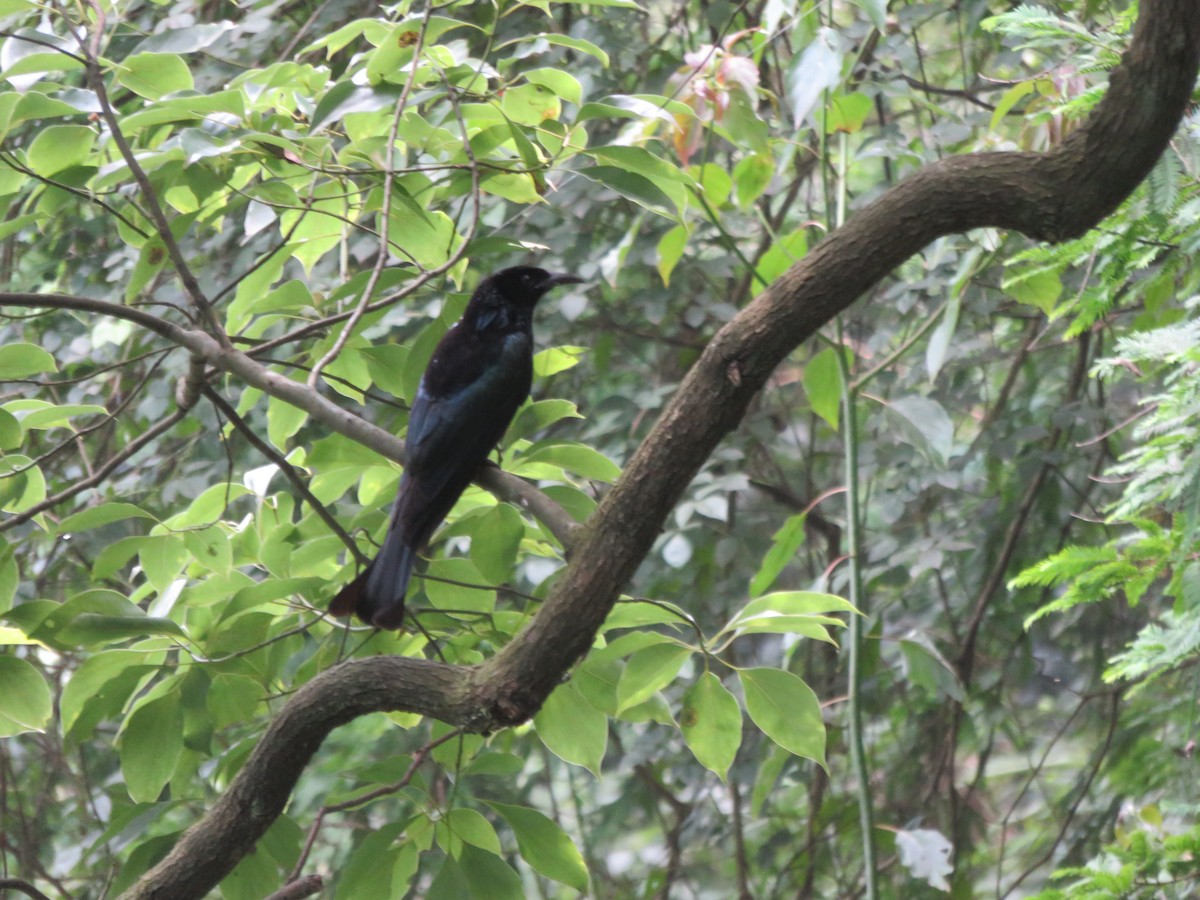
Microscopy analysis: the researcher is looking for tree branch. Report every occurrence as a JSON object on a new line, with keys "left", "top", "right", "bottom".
{"left": 0, "top": 293, "right": 581, "bottom": 549}
{"left": 92, "top": 0, "right": 1200, "bottom": 895}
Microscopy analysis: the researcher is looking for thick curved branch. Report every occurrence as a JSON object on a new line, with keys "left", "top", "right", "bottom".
{"left": 0, "top": 293, "right": 580, "bottom": 548}
{"left": 109, "top": 0, "right": 1200, "bottom": 895}
{"left": 481, "top": 0, "right": 1200, "bottom": 712}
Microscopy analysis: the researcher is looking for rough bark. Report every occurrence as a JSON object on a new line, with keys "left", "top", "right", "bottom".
{"left": 71, "top": 0, "right": 1200, "bottom": 894}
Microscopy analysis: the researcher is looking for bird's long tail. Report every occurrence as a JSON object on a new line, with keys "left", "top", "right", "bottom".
{"left": 329, "top": 529, "right": 416, "bottom": 630}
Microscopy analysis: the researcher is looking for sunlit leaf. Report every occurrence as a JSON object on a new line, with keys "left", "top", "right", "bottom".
{"left": 534, "top": 681, "right": 606, "bottom": 774}
{"left": 116, "top": 52, "right": 194, "bottom": 99}
{"left": 739, "top": 667, "right": 826, "bottom": 768}
{"left": 616, "top": 642, "right": 691, "bottom": 712}
{"left": 0, "top": 655, "right": 52, "bottom": 736}
{"left": 680, "top": 671, "right": 742, "bottom": 779}
{"left": 0, "top": 343, "right": 57, "bottom": 379}
{"left": 489, "top": 802, "right": 590, "bottom": 891}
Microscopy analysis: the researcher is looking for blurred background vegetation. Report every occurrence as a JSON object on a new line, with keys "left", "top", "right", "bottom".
{"left": 1, "top": 0, "right": 1199, "bottom": 896}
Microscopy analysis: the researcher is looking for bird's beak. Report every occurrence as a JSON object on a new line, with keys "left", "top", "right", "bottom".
{"left": 540, "top": 272, "right": 585, "bottom": 290}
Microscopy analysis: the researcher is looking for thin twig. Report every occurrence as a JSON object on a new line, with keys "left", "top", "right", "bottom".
{"left": 287, "top": 727, "right": 465, "bottom": 881}
{"left": 0, "top": 408, "right": 187, "bottom": 532}
{"left": 0, "top": 879, "right": 54, "bottom": 900}
{"left": 263, "top": 875, "right": 323, "bottom": 900}
{"left": 78, "top": 1, "right": 225, "bottom": 342}
{"left": 201, "top": 385, "right": 369, "bottom": 566}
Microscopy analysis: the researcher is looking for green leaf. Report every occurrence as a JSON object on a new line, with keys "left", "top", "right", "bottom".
{"left": 118, "top": 688, "right": 184, "bottom": 803}
{"left": 55, "top": 613, "right": 185, "bottom": 649}
{"left": 657, "top": 224, "right": 689, "bottom": 287}
{"left": 803, "top": 346, "right": 843, "bottom": 430}
{"left": 1003, "top": 266, "right": 1062, "bottom": 315}
{"left": 900, "top": 635, "right": 965, "bottom": 702}
{"left": 534, "top": 680, "right": 606, "bottom": 774}
{"left": 384, "top": 204, "right": 458, "bottom": 270}
{"left": 469, "top": 504, "right": 524, "bottom": 584}
{"left": 119, "top": 90, "right": 245, "bottom": 132}
{"left": 732, "top": 153, "right": 773, "bottom": 208}
{"left": 590, "top": 145, "right": 691, "bottom": 210}
{"left": 227, "top": 274, "right": 311, "bottom": 335}
{"left": 925, "top": 290, "right": 961, "bottom": 382}
{"left": 16, "top": 402, "right": 106, "bottom": 430}
{"left": 0, "top": 655, "right": 52, "bottom": 736}
{"left": 116, "top": 52, "right": 194, "bottom": 100}
{"left": 267, "top": 395, "right": 307, "bottom": 450}
{"left": 0, "top": 539, "right": 16, "bottom": 615}
{"left": 750, "top": 513, "right": 807, "bottom": 597}
{"left": 0, "top": 343, "right": 57, "bottom": 379}
{"left": 219, "top": 845, "right": 278, "bottom": 900}
{"left": 516, "top": 442, "right": 621, "bottom": 482}
{"left": 300, "top": 18, "right": 390, "bottom": 59}
{"left": 184, "top": 526, "right": 232, "bottom": 575}
{"left": 739, "top": 667, "right": 826, "bottom": 768}
{"left": 882, "top": 395, "right": 956, "bottom": 467}
{"left": 29, "top": 589, "right": 185, "bottom": 649}
{"left": 826, "top": 92, "right": 873, "bottom": 133}
{"left": 60, "top": 650, "right": 158, "bottom": 742}
{"left": 59, "top": 652, "right": 138, "bottom": 734}
{"left": 0, "top": 456, "right": 44, "bottom": 514}
{"left": 135, "top": 22, "right": 236, "bottom": 54}
{"left": 501, "top": 82, "right": 561, "bottom": 126}
{"left": 722, "top": 593, "right": 853, "bottom": 645}
{"left": 727, "top": 591, "right": 858, "bottom": 625}
{"left": 93, "top": 535, "right": 147, "bottom": 580}
{"left": 25, "top": 124, "right": 95, "bottom": 176}
{"left": 603, "top": 599, "right": 692, "bottom": 631}
{"left": 164, "top": 482, "right": 251, "bottom": 530}
{"left": 989, "top": 80, "right": 1037, "bottom": 132}
{"left": 523, "top": 68, "right": 583, "bottom": 105}
{"left": 480, "top": 171, "right": 544, "bottom": 204}
{"left": 527, "top": 33, "right": 609, "bottom": 67}
{"left": 489, "top": 802, "right": 590, "bottom": 891}
{"left": 752, "top": 228, "right": 807, "bottom": 293}
{"left": 577, "top": 165, "right": 678, "bottom": 219}
{"left": 458, "top": 845, "right": 526, "bottom": 900}
{"left": 0, "top": 408, "right": 22, "bottom": 449}
{"left": 548, "top": 0, "right": 643, "bottom": 7}
{"left": 359, "top": 344, "right": 410, "bottom": 397}
{"left": 446, "top": 808, "right": 501, "bottom": 854}
{"left": 1, "top": 49, "right": 83, "bottom": 81}
{"left": 574, "top": 656, "right": 621, "bottom": 715}
{"left": 694, "top": 162, "right": 732, "bottom": 206}
{"left": 680, "top": 671, "right": 742, "bottom": 779}
{"left": 506, "top": 399, "right": 582, "bottom": 444}
{"left": 616, "top": 643, "right": 691, "bottom": 713}
{"left": 424, "top": 557, "right": 493, "bottom": 614}
{"left": 578, "top": 95, "right": 689, "bottom": 126}
{"left": 533, "top": 346, "right": 587, "bottom": 377}
{"left": 335, "top": 823, "right": 405, "bottom": 900}
{"left": 208, "top": 673, "right": 263, "bottom": 729}
{"left": 139, "top": 534, "right": 188, "bottom": 593}
{"left": 126, "top": 238, "right": 169, "bottom": 302}
{"left": 280, "top": 186, "right": 348, "bottom": 276}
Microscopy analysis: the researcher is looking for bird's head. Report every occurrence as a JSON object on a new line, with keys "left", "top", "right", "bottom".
{"left": 466, "top": 265, "right": 584, "bottom": 332}
{"left": 487, "top": 266, "right": 585, "bottom": 305}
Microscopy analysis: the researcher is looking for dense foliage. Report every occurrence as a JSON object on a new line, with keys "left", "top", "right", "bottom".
{"left": 0, "top": 0, "right": 1198, "bottom": 897}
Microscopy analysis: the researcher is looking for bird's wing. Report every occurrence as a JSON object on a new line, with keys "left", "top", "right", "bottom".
{"left": 397, "top": 332, "right": 532, "bottom": 544}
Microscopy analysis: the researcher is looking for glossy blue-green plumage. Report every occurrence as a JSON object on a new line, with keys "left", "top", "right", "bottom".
{"left": 330, "top": 266, "right": 583, "bottom": 629}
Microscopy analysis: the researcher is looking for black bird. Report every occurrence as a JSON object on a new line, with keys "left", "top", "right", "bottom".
{"left": 330, "top": 265, "right": 583, "bottom": 630}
